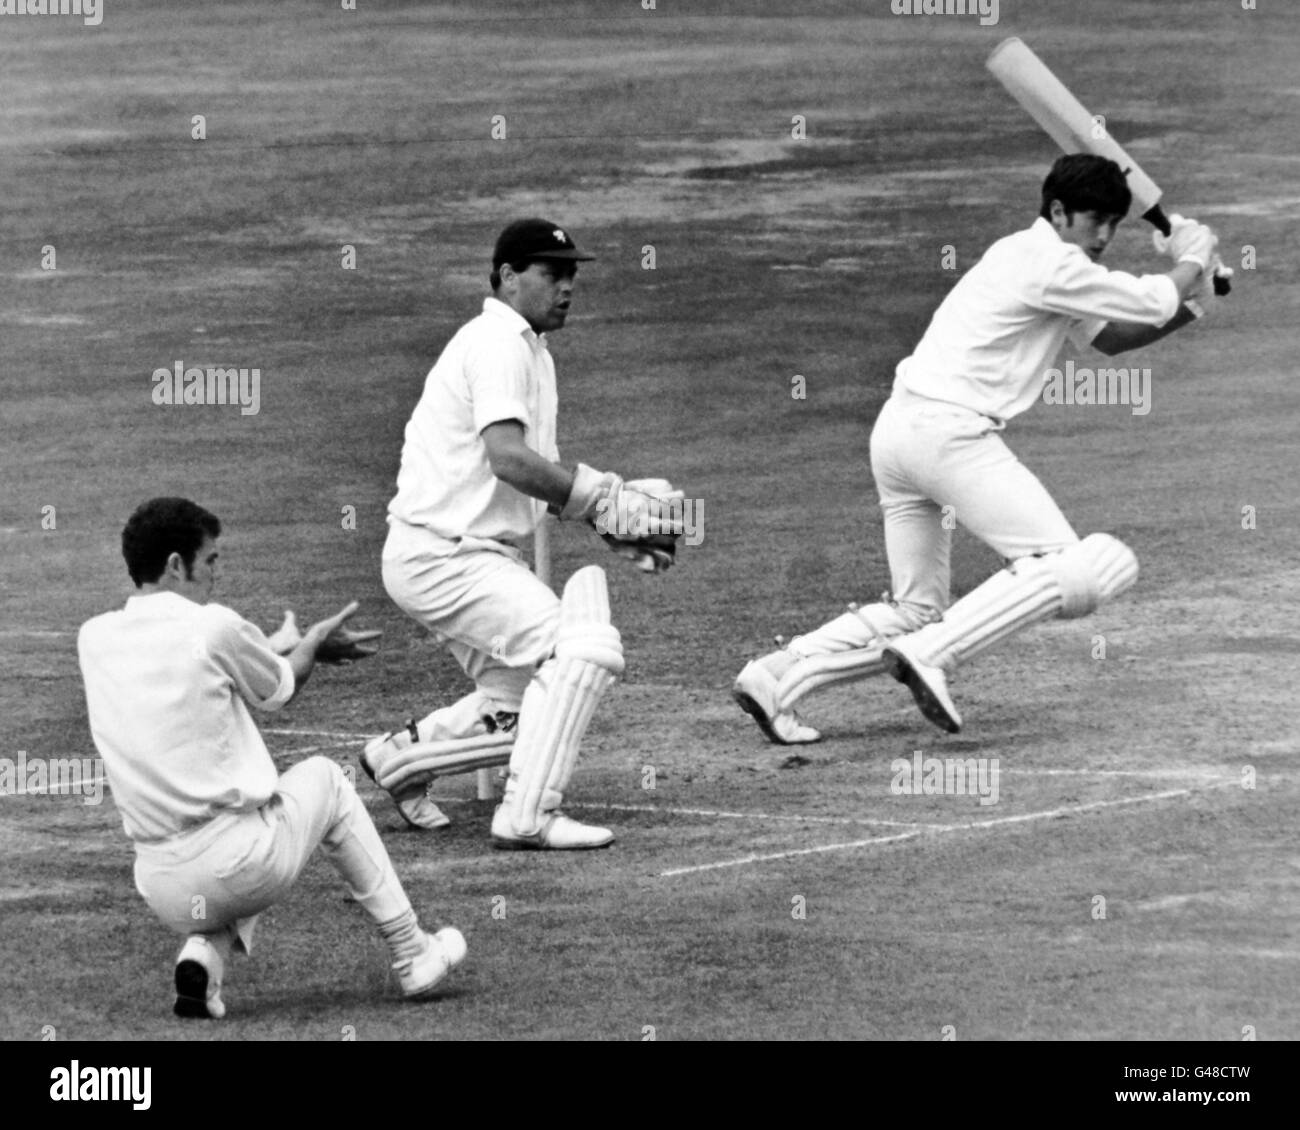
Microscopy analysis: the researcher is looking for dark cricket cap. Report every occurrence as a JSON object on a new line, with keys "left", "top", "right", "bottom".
{"left": 492, "top": 218, "right": 595, "bottom": 267}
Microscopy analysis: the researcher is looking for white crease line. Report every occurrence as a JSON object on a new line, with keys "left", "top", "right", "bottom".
{"left": 561, "top": 801, "right": 937, "bottom": 830}
{"left": 264, "top": 728, "right": 371, "bottom": 740}
{"left": 0, "top": 630, "right": 70, "bottom": 638}
{"left": 661, "top": 829, "right": 927, "bottom": 876}
{"left": 1137, "top": 942, "right": 1300, "bottom": 961}
{"left": 660, "top": 783, "right": 1236, "bottom": 878}
{"left": 1006, "top": 768, "right": 1237, "bottom": 781}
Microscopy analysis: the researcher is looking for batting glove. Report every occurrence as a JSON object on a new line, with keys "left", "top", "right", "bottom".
{"left": 1155, "top": 217, "right": 1219, "bottom": 271}
{"left": 1151, "top": 213, "right": 1198, "bottom": 259}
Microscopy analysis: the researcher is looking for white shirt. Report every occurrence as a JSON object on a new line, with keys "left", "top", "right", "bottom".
{"left": 388, "top": 297, "right": 559, "bottom": 543}
{"left": 895, "top": 217, "right": 1181, "bottom": 422}
{"left": 77, "top": 591, "right": 294, "bottom": 843}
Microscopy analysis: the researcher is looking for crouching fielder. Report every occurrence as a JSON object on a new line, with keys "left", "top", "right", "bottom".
{"left": 78, "top": 498, "right": 465, "bottom": 1020}
{"left": 365, "top": 218, "right": 682, "bottom": 848}
{"left": 736, "top": 155, "right": 1223, "bottom": 739}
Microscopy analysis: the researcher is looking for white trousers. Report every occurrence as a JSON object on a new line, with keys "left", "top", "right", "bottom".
{"left": 133, "top": 757, "right": 411, "bottom": 950}
{"left": 869, "top": 388, "right": 1079, "bottom": 619}
{"left": 381, "top": 517, "right": 559, "bottom": 713}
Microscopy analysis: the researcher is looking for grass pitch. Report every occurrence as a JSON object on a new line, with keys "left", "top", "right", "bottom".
{"left": 2, "top": 1, "right": 1297, "bottom": 1042}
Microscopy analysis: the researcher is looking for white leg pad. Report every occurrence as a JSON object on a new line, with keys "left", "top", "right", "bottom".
{"left": 776, "top": 599, "right": 925, "bottom": 708}
{"left": 908, "top": 533, "right": 1138, "bottom": 669}
{"left": 507, "top": 566, "right": 624, "bottom": 836}
{"left": 1051, "top": 532, "right": 1139, "bottom": 617}
{"left": 775, "top": 646, "right": 891, "bottom": 711}
{"left": 375, "top": 734, "right": 514, "bottom": 792}
{"left": 373, "top": 690, "right": 511, "bottom": 792}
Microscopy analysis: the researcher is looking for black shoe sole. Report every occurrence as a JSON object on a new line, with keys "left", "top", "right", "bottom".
{"left": 491, "top": 836, "right": 614, "bottom": 851}
{"left": 359, "top": 750, "right": 378, "bottom": 783}
{"left": 173, "top": 960, "right": 214, "bottom": 1019}
{"left": 886, "top": 653, "right": 961, "bottom": 734}
{"left": 733, "top": 689, "right": 787, "bottom": 745}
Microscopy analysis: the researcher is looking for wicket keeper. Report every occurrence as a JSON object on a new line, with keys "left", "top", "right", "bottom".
{"left": 364, "top": 218, "right": 684, "bottom": 849}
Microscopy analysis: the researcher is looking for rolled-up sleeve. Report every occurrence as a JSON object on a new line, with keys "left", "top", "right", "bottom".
{"left": 208, "top": 613, "right": 295, "bottom": 712}
{"left": 1039, "top": 253, "right": 1180, "bottom": 326}
{"left": 467, "top": 337, "right": 533, "bottom": 436}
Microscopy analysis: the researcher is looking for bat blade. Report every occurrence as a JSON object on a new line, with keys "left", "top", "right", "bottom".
{"left": 987, "top": 37, "right": 1229, "bottom": 295}
{"left": 986, "top": 37, "right": 1163, "bottom": 216}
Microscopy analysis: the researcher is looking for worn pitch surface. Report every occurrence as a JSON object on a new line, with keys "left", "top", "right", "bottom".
{"left": 1, "top": 1, "right": 1296, "bottom": 1041}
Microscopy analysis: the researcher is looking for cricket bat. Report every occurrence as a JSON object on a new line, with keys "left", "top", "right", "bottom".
{"left": 987, "top": 37, "right": 1230, "bottom": 295}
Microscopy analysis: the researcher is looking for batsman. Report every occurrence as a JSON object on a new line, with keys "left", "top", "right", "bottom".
{"left": 736, "top": 155, "right": 1225, "bottom": 741}
{"left": 364, "top": 218, "right": 683, "bottom": 849}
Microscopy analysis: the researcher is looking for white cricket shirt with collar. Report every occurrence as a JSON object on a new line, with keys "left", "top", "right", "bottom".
{"left": 388, "top": 296, "right": 559, "bottom": 544}
{"left": 894, "top": 216, "right": 1181, "bottom": 424}
{"left": 77, "top": 590, "right": 294, "bottom": 844}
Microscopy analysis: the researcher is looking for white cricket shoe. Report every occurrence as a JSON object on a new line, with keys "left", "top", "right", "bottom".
{"left": 395, "top": 927, "right": 467, "bottom": 1000}
{"left": 361, "top": 722, "right": 451, "bottom": 831}
{"left": 173, "top": 935, "right": 226, "bottom": 1020}
{"left": 733, "top": 656, "right": 822, "bottom": 744}
{"left": 393, "top": 784, "right": 451, "bottom": 832}
{"left": 491, "top": 805, "right": 614, "bottom": 850}
{"left": 885, "top": 638, "right": 963, "bottom": 734}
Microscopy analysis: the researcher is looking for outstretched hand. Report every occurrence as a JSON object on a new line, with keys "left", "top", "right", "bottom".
{"left": 308, "top": 601, "right": 382, "bottom": 664}
{"left": 266, "top": 610, "right": 303, "bottom": 655}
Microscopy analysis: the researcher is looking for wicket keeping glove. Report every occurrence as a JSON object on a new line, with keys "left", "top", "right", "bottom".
{"left": 559, "top": 465, "right": 685, "bottom": 574}
{"left": 600, "top": 478, "right": 684, "bottom": 573}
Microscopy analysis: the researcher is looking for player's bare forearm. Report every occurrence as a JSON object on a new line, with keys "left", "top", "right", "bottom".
{"left": 1092, "top": 305, "right": 1200, "bottom": 356}
{"left": 285, "top": 639, "right": 317, "bottom": 701}
{"left": 494, "top": 450, "right": 573, "bottom": 510}
{"left": 481, "top": 420, "right": 574, "bottom": 510}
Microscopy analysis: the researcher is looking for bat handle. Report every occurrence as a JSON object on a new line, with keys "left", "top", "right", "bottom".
{"left": 1142, "top": 204, "right": 1172, "bottom": 237}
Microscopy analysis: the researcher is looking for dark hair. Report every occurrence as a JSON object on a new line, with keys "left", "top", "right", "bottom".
{"left": 1039, "top": 154, "right": 1132, "bottom": 221}
{"left": 121, "top": 497, "right": 221, "bottom": 586}
{"left": 489, "top": 258, "right": 533, "bottom": 291}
